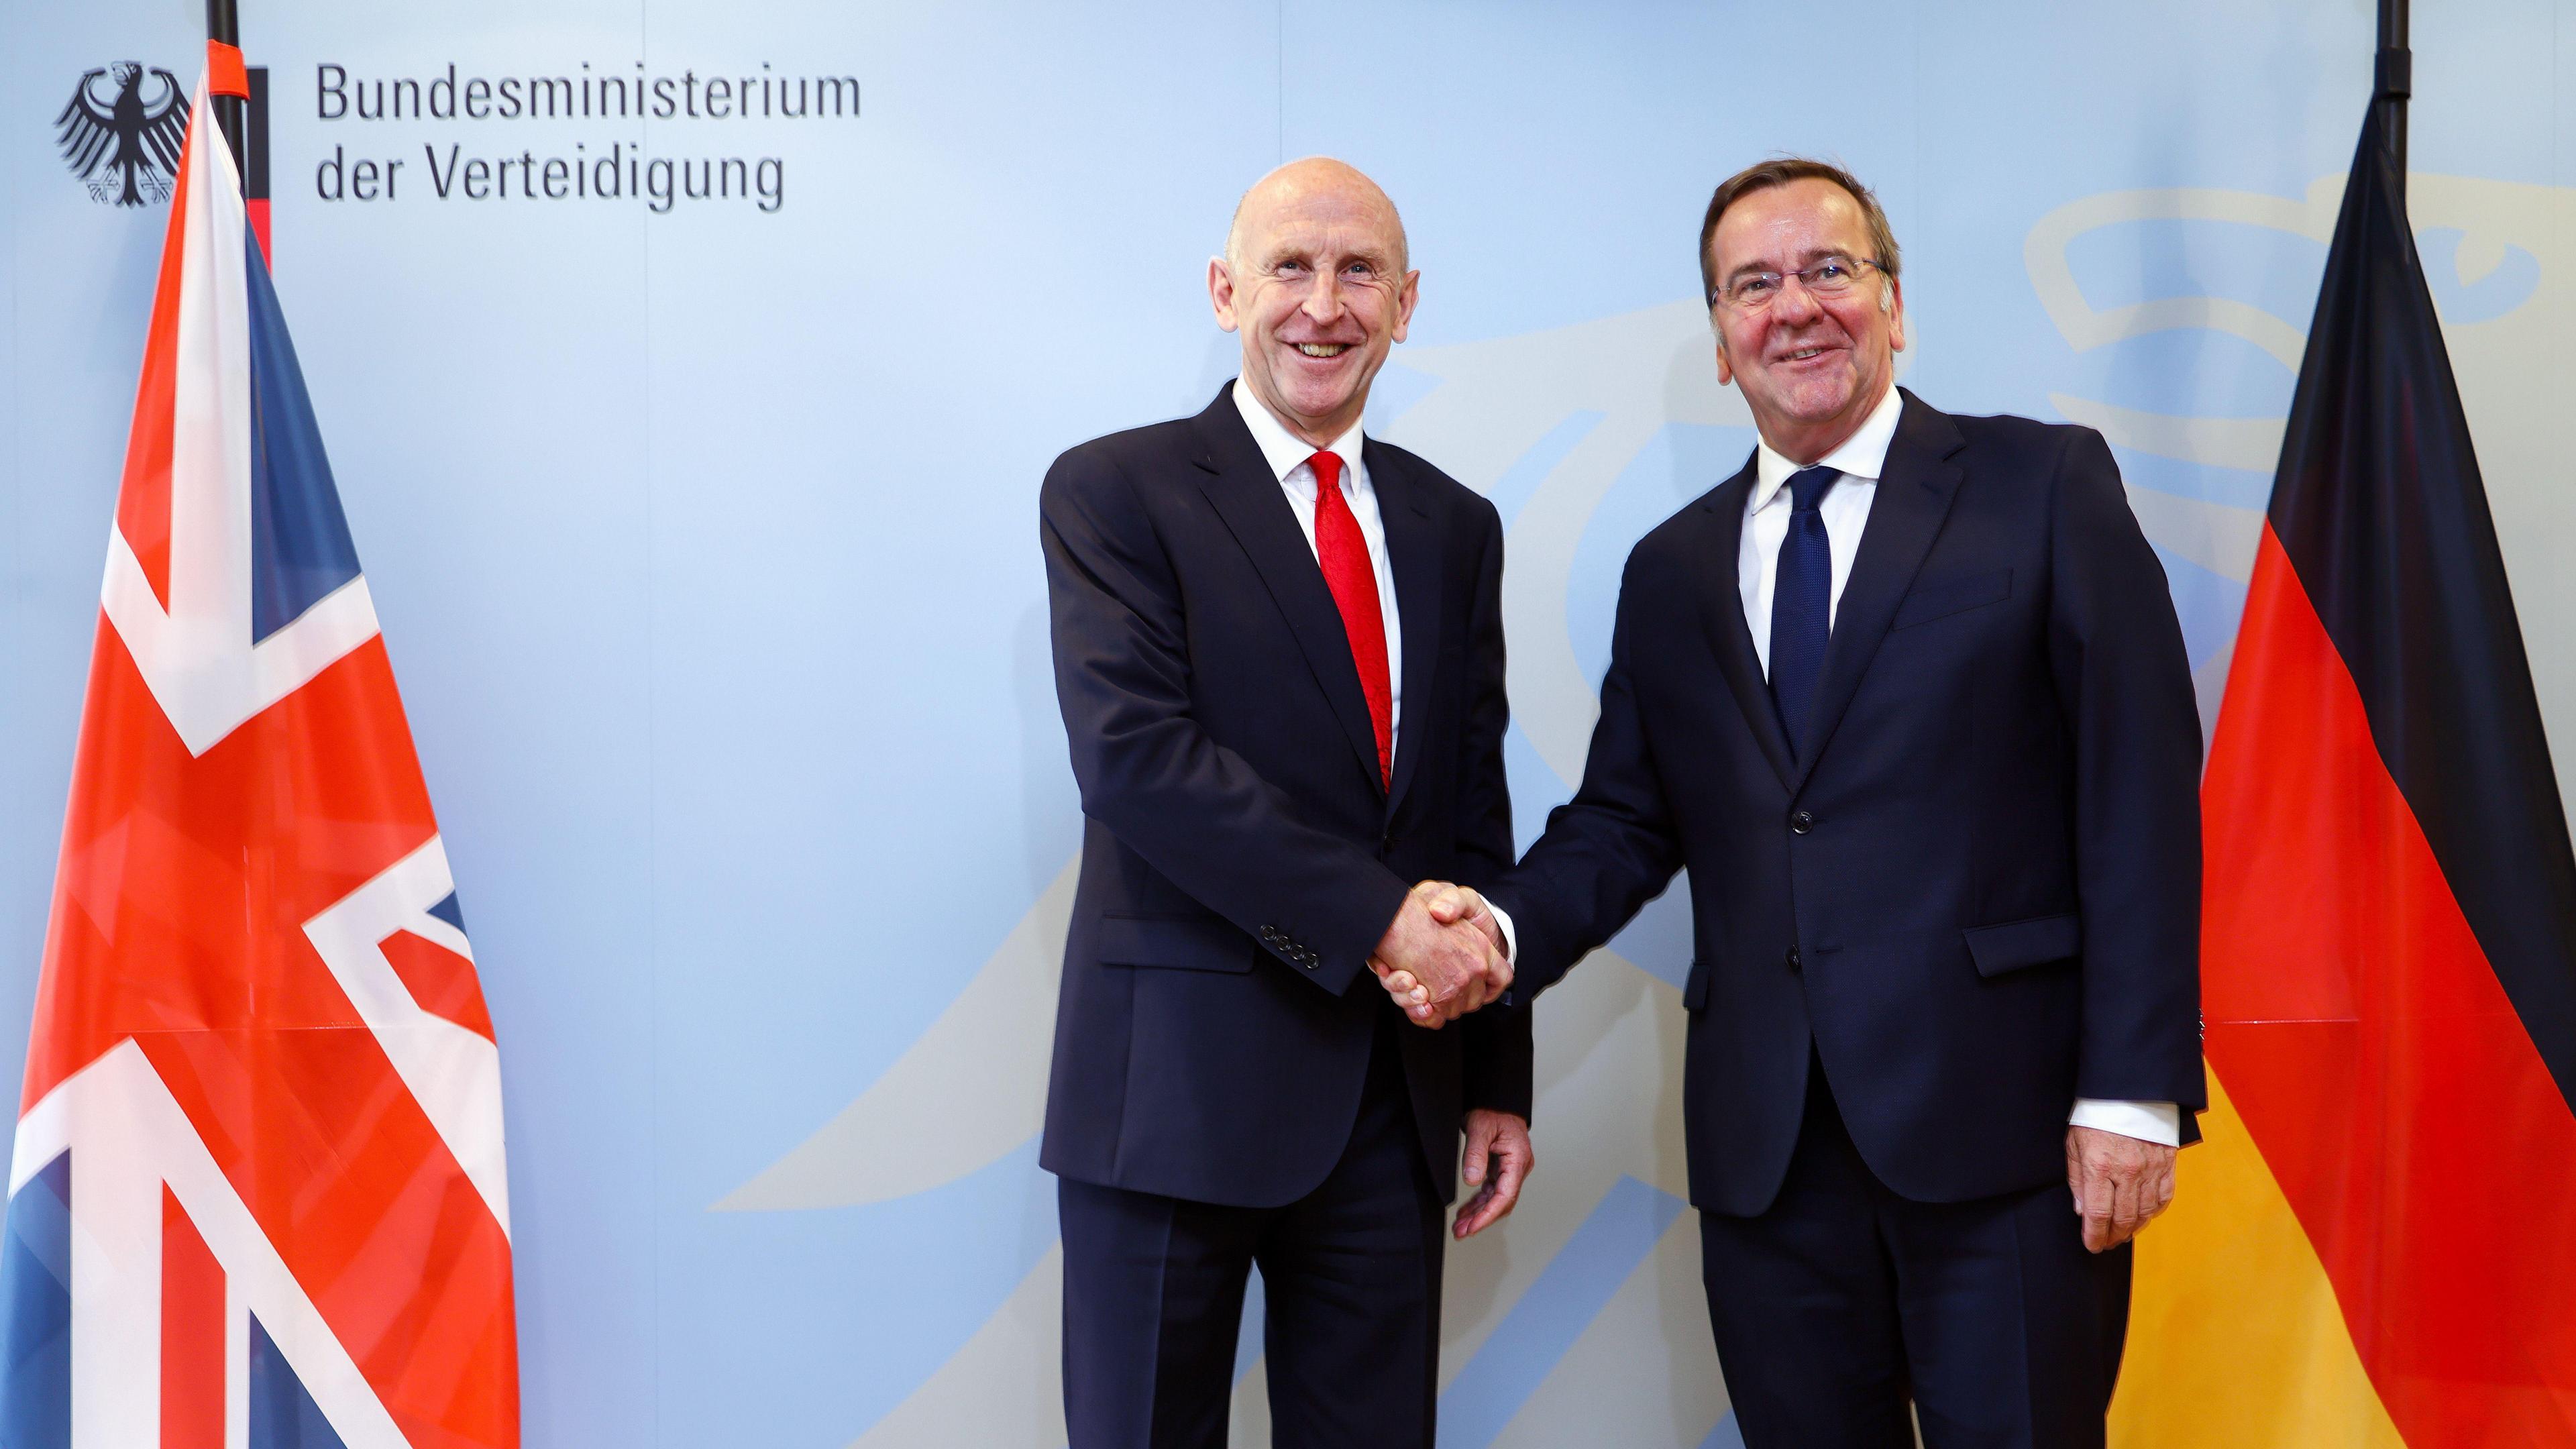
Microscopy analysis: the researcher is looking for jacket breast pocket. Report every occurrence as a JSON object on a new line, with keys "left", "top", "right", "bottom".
{"left": 1892, "top": 568, "right": 2012, "bottom": 631}
{"left": 1682, "top": 958, "right": 1713, "bottom": 1012}
{"left": 1097, "top": 913, "right": 1257, "bottom": 973}
{"left": 1962, "top": 912, "right": 2080, "bottom": 978}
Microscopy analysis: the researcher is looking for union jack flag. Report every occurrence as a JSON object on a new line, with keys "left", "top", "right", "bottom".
{"left": 0, "top": 60, "right": 519, "bottom": 1448}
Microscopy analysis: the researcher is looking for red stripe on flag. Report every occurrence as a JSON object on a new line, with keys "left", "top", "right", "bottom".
{"left": 138, "top": 1028, "right": 519, "bottom": 1448}
{"left": 2204, "top": 524, "right": 2576, "bottom": 1440}
{"left": 160, "top": 1187, "right": 225, "bottom": 1449}
{"left": 112, "top": 120, "right": 195, "bottom": 610}
{"left": 23, "top": 634, "right": 437, "bottom": 1106}
{"left": 380, "top": 932, "right": 496, "bottom": 1041}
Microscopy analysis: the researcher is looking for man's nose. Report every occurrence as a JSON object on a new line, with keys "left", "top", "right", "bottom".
{"left": 1301, "top": 269, "right": 1346, "bottom": 324}
{"left": 1770, "top": 276, "right": 1824, "bottom": 324}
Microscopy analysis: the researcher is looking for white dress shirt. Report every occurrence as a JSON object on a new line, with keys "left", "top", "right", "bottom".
{"left": 1232, "top": 380, "right": 1403, "bottom": 755}
{"left": 1741, "top": 383, "right": 1900, "bottom": 672}
{"left": 1495, "top": 384, "right": 2176, "bottom": 1148}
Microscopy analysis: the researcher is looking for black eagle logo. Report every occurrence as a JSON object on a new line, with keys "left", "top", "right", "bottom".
{"left": 56, "top": 63, "right": 189, "bottom": 207}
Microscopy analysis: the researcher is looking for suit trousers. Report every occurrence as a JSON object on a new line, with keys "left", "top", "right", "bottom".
{"left": 1058, "top": 1016, "right": 1446, "bottom": 1449}
{"left": 1699, "top": 1053, "right": 2131, "bottom": 1449}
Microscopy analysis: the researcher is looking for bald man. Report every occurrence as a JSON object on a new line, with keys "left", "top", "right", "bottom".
{"left": 1038, "top": 158, "right": 1534, "bottom": 1446}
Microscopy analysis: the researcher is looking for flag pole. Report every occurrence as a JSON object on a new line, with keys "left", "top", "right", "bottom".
{"left": 2377, "top": 0, "right": 2410, "bottom": 199}
{"left": 205, "top": 0, "right": 245, "bottom": 163}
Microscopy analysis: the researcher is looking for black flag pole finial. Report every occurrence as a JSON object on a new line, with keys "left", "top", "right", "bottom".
{"left": 2377, "top": 0, "right": 2411, "bottom": 200}
{"left": 205, "top": 0, "right": 244, "bottom": 164}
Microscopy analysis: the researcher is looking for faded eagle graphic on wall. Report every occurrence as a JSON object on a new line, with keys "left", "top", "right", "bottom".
{"left": 56, "top": 62, "right": 189, "bottom": 207}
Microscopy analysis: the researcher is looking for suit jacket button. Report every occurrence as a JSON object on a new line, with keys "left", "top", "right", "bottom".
{"left": 1790, "top": 810, "right": 1815, "bottom": 834}
{"left": 1786, "top": 948, "right": 1803, "bottom": 972}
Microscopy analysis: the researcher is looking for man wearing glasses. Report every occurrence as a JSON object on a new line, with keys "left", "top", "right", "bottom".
{"left": 1384, "top": 158, "right": 2204, "bottom": 1446}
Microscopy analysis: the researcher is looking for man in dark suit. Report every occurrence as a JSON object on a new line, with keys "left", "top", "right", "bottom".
{"left": 1038, "top": 157, "right": 1534, "bottom": 1448}
{"left": 1383, "top": 158, "right": 2205, "bottom": 1447}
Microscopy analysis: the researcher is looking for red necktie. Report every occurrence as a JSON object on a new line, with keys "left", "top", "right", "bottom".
{"left": 1308, "top": 450, "right": 1393, "bottom": 788}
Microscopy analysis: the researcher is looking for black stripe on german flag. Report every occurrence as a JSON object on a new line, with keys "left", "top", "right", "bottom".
{"left": 2263, "top": 108, "right": 2576, "bottom": 1107}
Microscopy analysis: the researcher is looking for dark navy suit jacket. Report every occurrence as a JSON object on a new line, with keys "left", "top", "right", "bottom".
{"left": 1489, "top": 391, "right": 2205, "bottom": 1216}
{"left": 1038, "top": 384, "right": 1532, "bottom": 1209}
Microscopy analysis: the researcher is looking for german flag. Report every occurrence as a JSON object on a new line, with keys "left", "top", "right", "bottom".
{"left": 2111, "top": 107, "right": 2576, "bottom": 1442}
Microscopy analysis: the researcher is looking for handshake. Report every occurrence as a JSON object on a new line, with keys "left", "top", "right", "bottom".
{"left": 1368, "top": 881, "right": 1509, "bottom": 1029}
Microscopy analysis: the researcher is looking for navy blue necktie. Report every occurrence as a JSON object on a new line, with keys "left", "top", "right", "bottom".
{"left": 1768, "top": 466, "right": 1838, "bottom": 759}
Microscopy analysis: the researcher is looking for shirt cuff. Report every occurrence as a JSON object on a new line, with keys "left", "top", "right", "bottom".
{"left": 2068, "top": 1098, "right": 2181, "bottom": 1146}
{"left": 1486, "top": 902, "right": 1518, "bottom": 964}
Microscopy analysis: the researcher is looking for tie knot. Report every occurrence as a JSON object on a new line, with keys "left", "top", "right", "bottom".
{"left": 1788, "top": 466, "right": 1838, "bottom": 513}
{"left": 1307, "top": 450, "right": 1344, "bottom": 494}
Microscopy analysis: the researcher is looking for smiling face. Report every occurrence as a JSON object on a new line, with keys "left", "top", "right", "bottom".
{"left": 1210, "top": 159, "right": 1419, "bottom": 449}
{"left": 1707, "top": 176, "right": 1907, "bottom": 464}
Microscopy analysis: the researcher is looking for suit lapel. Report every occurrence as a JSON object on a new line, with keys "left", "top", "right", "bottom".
{"left": 1187, "top": 388, "right": 1385, "bottom": 794}
{"left": 1791, "top": 390, "right": 1966, "bottom": 788}
{"left": 1693, "top": 458, "right": 1799, "bottom": 792}
{"left": 1370, "top": 438, "right": 1444, "bottom": 818}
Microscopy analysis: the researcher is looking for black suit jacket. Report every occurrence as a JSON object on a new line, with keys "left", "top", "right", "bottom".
{"left": 1490, "top": 390, "right": 2205, "bottom": 1216}
{"left": 1038, "top": 383, "right": 1533, "bottom": 1209}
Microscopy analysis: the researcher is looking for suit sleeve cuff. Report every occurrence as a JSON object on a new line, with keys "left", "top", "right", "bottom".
{"left": 2069, "top": 1098, "right": 2180, "bottom": 1146}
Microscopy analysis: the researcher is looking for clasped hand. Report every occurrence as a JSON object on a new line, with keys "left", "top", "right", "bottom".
{"left": 1368, "top": 881, "right": 1507, "bottom": 1029}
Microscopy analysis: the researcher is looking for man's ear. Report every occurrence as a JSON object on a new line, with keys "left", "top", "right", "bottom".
{"left": 1209, "top": 256, "right": 1241, "bottom": 333}
{"left": 1712, "top": 325, "right": 1735, "bottom": 388}
{"left": 1390, "top": 269, "right": 1421, "bottom": 344}
{"left": 1884, "top": 276, "right": 1907, "bottom": 354}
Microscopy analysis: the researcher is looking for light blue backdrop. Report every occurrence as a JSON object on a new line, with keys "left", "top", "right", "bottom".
{"left": 4, "top": 2, "right": 2572, "bottom": 1444}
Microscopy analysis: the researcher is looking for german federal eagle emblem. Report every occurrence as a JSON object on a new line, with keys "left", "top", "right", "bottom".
{"left": 56, "top": 63, "right": 189, "bottom": 207}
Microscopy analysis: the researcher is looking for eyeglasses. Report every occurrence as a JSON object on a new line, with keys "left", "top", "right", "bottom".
{"left": 1710, "top": 256, "right": 1885, "bottom": 310}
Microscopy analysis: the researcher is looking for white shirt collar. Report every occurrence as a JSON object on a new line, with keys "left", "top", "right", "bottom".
{"left": 1750, "top": 384, "right": 1906, "bottom": 511}
{"left": 1232, "top": 378, "right": 1365, "bottom": 486}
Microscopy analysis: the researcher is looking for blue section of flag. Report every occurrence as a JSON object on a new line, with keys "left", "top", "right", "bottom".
{"left": 1436, "top": 1175, "right": 1686, "bottom": 1446}
{"left": 0, "top": 1154, "right": 70, "bottom": 1449}
{"left": 249, "top": 1313, "right": 349, "bottom": 1449}
{"left": 427, "top": 891, "right": 466, "bottom": 933}
{"left": 242, "top": 221, "right": 362, "bottom": 647}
